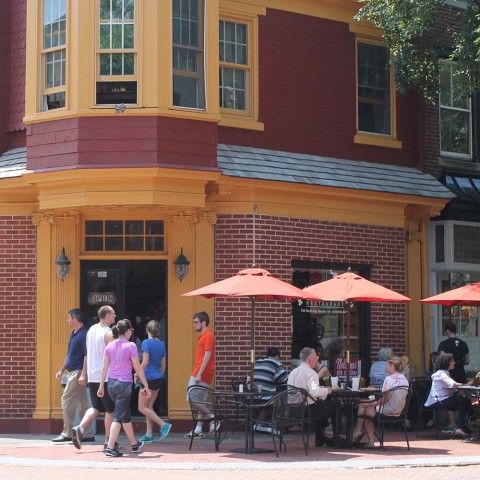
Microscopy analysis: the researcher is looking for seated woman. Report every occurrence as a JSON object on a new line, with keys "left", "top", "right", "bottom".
{"left": 353, "top": 355, "right": 409, "bottom": 447}
{"left": 424, "top": 351, "right": 473, "bottom": 438}
{"left": 369, "top": 347, "right": 393, "bottom": 389}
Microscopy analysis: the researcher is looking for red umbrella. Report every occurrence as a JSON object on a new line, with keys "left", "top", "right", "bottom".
{"left": 183, "top": 267, "right": 313, "bottom": 368}
{"left": 421, "top": 282, "right": 480, "bottom": 306}
{"left": 303, "top": 271, "right": 411, "bottom": 303}
{"left": 303, "top": 270, "right": 410, "bottom": 381}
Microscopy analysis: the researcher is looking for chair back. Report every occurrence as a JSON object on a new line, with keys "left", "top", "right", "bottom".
{"left": 187, "top": 385, "right": 215, "bottom": 421}
{"left": 378, "top": 385, "right": 411, "bottom": 418}
{"left": 272, "top": 385, "right": 307, "bottom": 427}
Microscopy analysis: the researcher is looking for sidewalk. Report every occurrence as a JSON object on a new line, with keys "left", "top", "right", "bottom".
{"left": 1, "top": 431, "right": 480, "bottom": 470}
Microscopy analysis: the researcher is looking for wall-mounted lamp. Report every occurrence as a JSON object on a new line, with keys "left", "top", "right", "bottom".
{"left": 174, "top": 247, "right": 190, "bottom": 281}
{"left": 55, "top": 247, "right": 71, "bottom": 281}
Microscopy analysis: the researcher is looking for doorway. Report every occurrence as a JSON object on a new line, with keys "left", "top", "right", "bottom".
{"left": 81, "top": 260, "right": 168, "bottom": 415}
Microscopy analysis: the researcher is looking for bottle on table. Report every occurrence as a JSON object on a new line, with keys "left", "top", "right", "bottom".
{"left": 246, "top": 374, "right": 252, "bottom": 391}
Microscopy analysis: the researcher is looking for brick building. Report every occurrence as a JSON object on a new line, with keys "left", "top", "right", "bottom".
{"left": 0, "top": 0, "right": 452, "bottom": 432}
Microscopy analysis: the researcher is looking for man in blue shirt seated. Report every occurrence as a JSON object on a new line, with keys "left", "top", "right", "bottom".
{"left": 52, "top": 308, "right": 94, "bottom": 443}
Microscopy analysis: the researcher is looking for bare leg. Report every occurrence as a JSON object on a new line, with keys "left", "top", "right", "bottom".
{"left": 364, "top": 418, "right": 375, "bottom": 446}
{"left": 78, "top": 407, "right": 99, "bottom": 432}
{"left": 107, "top": 421, "right": 122, "bottom": 449}
{"left": 104, "top": 412, "right": 113, "bottom": 443}
{"left": 138, "top": 390, "right": 164, "bottom": 436}
{"left": 121, "top": 421, "right": 138, "bottom": 446}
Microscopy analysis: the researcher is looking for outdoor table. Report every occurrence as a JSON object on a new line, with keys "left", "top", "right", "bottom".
{"left": 214, "top": 389, "right": 274, "bottom": 454}
{"left": 331, "top": 388, "right": 382, "bottom": 448}
{"left": 456, "top": 385, "right": 480, "bottom": 441}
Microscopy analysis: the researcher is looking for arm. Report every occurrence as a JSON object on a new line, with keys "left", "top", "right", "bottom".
{"left": 160, "top": 355, "right": 166, "bottom": 374}
{"left": 78, "top": 355, "right": 88, "bottom": 385}
{"left": 140, "top": 351, "right": 150, "bottom": 370}
{"left": 307, "top": 370, "right": 331, "bottom": 400}
{"left": 55, "top": 356, "right": 68, "bottom": 381}
{"left": 97, "top": 354, "right": 110, "bottom": 398}
{"left": 195, "top": 350, "right": 212, "bottom": 382}
{"left": 132, "top": 356, "right": 151, "bottom": 398}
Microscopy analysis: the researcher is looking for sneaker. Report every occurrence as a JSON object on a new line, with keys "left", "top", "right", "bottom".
{"left": 441, "top": 424, "right": 456, "bottom": 434}
{"left": 71, "top": 426, "right": 82, "bottom": 450}
{"left": 453, "top": 428, "right": 468, "bottom": 438}
{"left": 105, "top": 447, "right": 123, "bottom": 457}
{"left": 159, "top": 423, "right": 172, "bottom": 441}
{"left": 184, "top": 430, "right": 203, "bottom": 439}
{"left": 52, "top": 435, "right": 71, "bottom": 443}
{"left": 139, "top": 434, "right": 155, "bottom": 443}
{"left": 131, "top": 441, "right": 144, "bottom": 453}
{"left": 103, "top": 441, "right": 121, "bottom": 452}
{"left": 209, "top": 421, "right": 221, "bottom": 434}
{"left": 81, "top": 436, "right": 96, "bottom": 443}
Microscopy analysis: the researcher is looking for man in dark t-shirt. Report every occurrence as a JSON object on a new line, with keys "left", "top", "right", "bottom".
{"left": 438, "top": 321, "right": 469, "bottom": 383}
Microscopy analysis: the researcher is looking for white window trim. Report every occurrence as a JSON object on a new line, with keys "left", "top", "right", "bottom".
{"left": 439, "top": 59, "right": 473, "bottom": 160}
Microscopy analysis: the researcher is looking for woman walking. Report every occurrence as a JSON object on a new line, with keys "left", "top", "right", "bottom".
{"left": 98, "top": 319, "right": 151, "bottom": 457}
{"left": 138, "top": 320, "right": 172, "bottom": 442}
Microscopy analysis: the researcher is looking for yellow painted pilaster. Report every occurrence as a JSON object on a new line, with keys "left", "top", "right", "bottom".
{"left": 167, "top": 209, "right": 215, "bottom": 419}
{"left": 32, "top": 211, "right": 80, "bottom": 419}
{"left": 405, "top": 205, "right": 431, "bottom": 376}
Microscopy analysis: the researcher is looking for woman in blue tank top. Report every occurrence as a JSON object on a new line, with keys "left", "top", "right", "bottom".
{"left": 137, "top": 320, "right": 172, "bottom": 442}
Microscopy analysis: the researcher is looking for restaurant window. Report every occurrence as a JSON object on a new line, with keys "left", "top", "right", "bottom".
{"left": 84, "top": 220, "right": 164, "bottom": 252}
{"left": 453, "top": 224, "right": 480, "bottom": 264}
{"left": 219, "top": 20, "right": 248, "bottom": 111}
{"left": 96, "top": 0, "right": 137, "bottom": 105}
{"left": 291, "top": 264, "right": 370, "bottom": 380}
{"left": 357, "top": 42, "right": 392, "bottom": 135}
{"left": 435, "top": 224, "right": 445, "bottom": 263}
{"left": 172, "top": 0, "right": 206, "bottom": 109}
{"left": 439, "top": 60, "right": 472, "bottom": 159}
{"left": 41, "top": 0, "right": 67, "bottom": 111}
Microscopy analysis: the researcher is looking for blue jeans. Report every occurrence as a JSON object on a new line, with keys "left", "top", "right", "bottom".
{"left": 107, "top": 379, "right": 132, "bottom": 423}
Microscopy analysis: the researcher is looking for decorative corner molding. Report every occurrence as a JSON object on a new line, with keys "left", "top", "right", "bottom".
{"left": 168, "top": 210, "right": 217, "bottom": 225}
{"left": 32, "top": 211, "right": 80, "bottom": 226}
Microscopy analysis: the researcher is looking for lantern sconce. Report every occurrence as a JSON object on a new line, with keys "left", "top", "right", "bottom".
{"left": 173, "top": 247, "right": 190, "bottom": 281}
{"left": 55, "top": 247, "right": 71, "bottom": 281}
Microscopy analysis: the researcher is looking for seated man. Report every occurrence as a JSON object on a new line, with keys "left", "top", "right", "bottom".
{"left": 369, "top": 347, "right": 393, "bottom": 389}
{"left": 288, "top": 347, "right": 335, "bottom": 446}
{"left": 253, "top": 347, "right": 288, "bottom": 399}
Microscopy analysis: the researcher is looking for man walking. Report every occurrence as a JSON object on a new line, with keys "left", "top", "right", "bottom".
{"left": 438, "top": 321, "right": 470, "bottom": 383}
{"left": 71, "top": 305, "right": 116, "bottom": 449}
{"left": 184, "top": 311, "right": 216, "bottom": 438}
{"left": 52, "top": 309, "right": 94, "bottom": 443}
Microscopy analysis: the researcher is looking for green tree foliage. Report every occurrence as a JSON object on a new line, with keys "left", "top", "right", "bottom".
{"left": 356, "top": 0, "right": 480, "bottom": 102}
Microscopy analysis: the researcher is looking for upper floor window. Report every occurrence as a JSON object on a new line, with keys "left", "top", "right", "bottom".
{"left": 172, "top": 0, "right": 205, "bottom": 109}
{"left": 357, "top": 42, "right": 391, "bottom": 135}
{"left": 439, "top": 60, "right": 472, "bottom": 159}
{"left": 96, "top": 0, "right": 137, "bottom": 105}
{"left": 41, "top": 0, "right": 67, "bottom": 111}
{"left": 219, "top": 20, "right": 248, "bottom": 111}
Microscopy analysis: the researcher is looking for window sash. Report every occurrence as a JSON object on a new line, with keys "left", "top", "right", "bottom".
{"left": 357, "top": 42, "right": 392, "bottom": 136}
{"left": 439, "top": 60, "right": 472, "bottom": 158}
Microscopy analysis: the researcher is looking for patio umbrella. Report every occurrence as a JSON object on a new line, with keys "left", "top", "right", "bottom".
{"left": 421, "top": 282, "right": 480, "bottom": 306}
{"left": 182, "top": 267, "right": 313, "bottom": 372}
{"left": 303, "top": 270, "right": 411, "bottom": 381}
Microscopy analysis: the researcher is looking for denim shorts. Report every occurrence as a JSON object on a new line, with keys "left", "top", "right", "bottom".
{"left": 107, "top": 379, "right": 133, "bottom": 423}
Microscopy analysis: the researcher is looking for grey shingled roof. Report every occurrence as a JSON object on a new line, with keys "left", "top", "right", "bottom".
{"left": 218, "top": 144, "right": 454, "bottom": 199}
{"left": 0, "top": 147, "right": 27, "bottom": 179}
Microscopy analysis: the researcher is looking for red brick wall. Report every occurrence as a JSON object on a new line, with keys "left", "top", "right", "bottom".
{"left": 214, "top": 214, "right": 406, "bottom": 389}
{"left": 218, "top": 8, "right": 421, "bottom": 168}
{"left": 0, "top": 216, "right": 36, "bottom": 420}
{"left": 0, "top": 0, "right": 12, "bottom": 154}
{"left": 8, "top": 0, "right": 26, "bottom": 134}
{"left": 27, "top": 116, "right": 218, "bottom": 171}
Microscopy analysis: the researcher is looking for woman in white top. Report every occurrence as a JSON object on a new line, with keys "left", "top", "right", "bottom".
{"left": 353, "top": 355, "right": 409, "bottom": 448}
{"left": 424, "top": 352, "right": 473, "bottom": 438}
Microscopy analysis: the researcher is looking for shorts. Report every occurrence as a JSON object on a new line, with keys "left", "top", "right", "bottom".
{"left": 186, "top": 375, "right": 208, "bottom": 402}
{"left": 136, "top": 378, "right": 164, "bottom": 391}
{"left": 88, "top": 382, "right": 115, "bottom": 413}
{"left": 107, "top": 379, "right": 133, "bottom": 423}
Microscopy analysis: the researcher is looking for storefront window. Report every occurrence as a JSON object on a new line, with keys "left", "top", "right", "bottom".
{"left": 291, "top": 265, "right": 369, "bottom": 379}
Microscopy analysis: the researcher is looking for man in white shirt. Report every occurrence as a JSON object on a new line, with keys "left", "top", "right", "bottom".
{"left": 71, "top": 305, "right": 116, "bottom": 450}
{"left": 288, "top": 347, "right": 335, "bottom": 446}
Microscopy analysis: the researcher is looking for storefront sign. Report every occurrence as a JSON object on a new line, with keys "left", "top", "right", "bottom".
{"left": 298, "top": 299, "right": 345, "bottom": 314}
{"left": 88, "top": 291, "right": 117, "bottom": 305}
{"left": 335, "top": 358, "right": 361, "bottom": 380}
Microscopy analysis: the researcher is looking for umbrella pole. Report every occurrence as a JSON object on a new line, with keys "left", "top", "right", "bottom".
{"left": 250, "top": 297, "right": 255, "bottom": 378}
